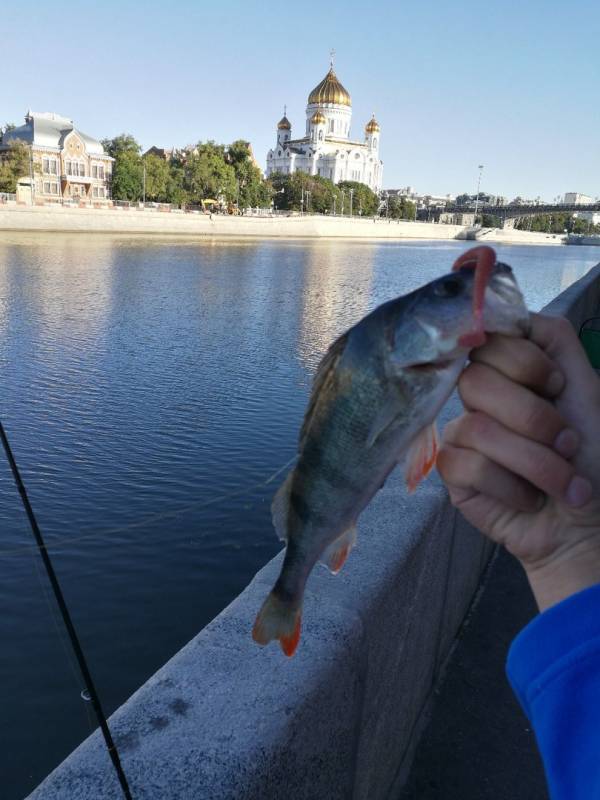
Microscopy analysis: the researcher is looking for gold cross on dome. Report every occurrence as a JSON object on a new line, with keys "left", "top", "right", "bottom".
{"left": 330, "top": 48, "right": 335, "bottom": 67}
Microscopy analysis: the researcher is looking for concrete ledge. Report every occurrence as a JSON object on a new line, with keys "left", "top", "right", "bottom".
{"left": 0, "top": 205, "right": 467, "bottom": 240}
{"left": 28, "top": 263, "right": 600, "bottom": 800}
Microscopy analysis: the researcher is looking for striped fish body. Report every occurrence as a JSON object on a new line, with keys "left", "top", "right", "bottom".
{"left": 253, "top": 255, "right": 529, "bottom": 656}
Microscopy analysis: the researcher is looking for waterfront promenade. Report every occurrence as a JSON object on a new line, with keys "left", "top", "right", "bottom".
{"left": 0, "top": 203, "right": 564, "bottom": 245}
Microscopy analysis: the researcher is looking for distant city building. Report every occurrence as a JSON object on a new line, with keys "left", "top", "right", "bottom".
{"left": 0, "top": 111, "right": 113, "bottom": 202}
{"left": 385, "top": 186, "right": 418, "bottom": 199}
{"left": 564, "top": 192, "right": 594, "bottom": 205}
{"left": 384, "top": 188, "right": 455, "bottom": 209}
{"left": 456, "top": 193, "right": 504, "bottom": 208}
{"left": 420, "top": 193, "right": 456, "bottom": 209}
{"left": 438, "top": 211, "right": 476, "bottom": 226}
{"left": 266, "top": 61, "right": 383, "bottom": 193}
{"left": 144, "top": 146, "right": 175, "bottom": 161}
{"left": 509, "top": 197, "right": 544, "bottom": 206}
{"left": 574, "top": 211, "right": 600, "bottom": 226}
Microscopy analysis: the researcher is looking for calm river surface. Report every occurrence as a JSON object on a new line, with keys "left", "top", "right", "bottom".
{"left": 0, "top": 233, "right": 598, "bottom": 797}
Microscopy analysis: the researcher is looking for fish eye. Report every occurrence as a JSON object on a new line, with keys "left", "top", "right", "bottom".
{"left": 434, "top": 276, "right": 464, "bottom": 298}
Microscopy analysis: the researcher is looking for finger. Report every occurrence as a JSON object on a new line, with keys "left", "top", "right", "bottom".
{"left": 437, "top": 443, "right": 542, "bottom": 512}
{"left": 458, "top": 362, "right": 576, "bottom": 452}
{"left": 444, "top": 411, "right": 592, "bottom": 507}
{"left": 470, "top": 333, "right": 564, "bottom": 397}
{"left": 529, "top": 313, "right": 600, "bottom": 391}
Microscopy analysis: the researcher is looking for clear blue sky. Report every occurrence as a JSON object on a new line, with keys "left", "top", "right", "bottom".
{"left": 2, "top": 0, "right": 598, "bottom": 200}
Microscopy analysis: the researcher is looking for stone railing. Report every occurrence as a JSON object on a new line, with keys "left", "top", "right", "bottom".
{"left": 28, "top": 263, "right": 600, "bottom": 800}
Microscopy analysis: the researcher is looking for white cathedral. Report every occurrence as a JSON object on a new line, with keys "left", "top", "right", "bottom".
{"left": 265, "top": 63, "right": 382, "bottom": 193}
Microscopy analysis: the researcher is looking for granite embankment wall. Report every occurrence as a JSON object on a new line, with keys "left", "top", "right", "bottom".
{"left": 0, "top": 205, "right": 567, "bottom": 244}
{"left": 0, "top": 204, "right": 466, "bottom": 240}
{"left": 28, "top": 264, "right": 600, "bottom": 800}
{"left": 477, "top": 227, "right": 566, "bottom": 246}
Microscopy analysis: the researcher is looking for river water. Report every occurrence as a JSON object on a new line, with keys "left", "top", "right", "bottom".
{"left": 0, "top": 233, "right": 598, "bottom": 797}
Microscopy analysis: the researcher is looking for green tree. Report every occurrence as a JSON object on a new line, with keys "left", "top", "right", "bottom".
{"left": 481, "top": 213, "right": 501, "bottom": 227}
{"left": 0, "top": 122, "right": 16, "bottom": 143}
{"left": 141, "top": 154, "right": 170, "bottom": 202}
{"left": 515, "top": 212, "right": 577, "bottom": 234}
{"left": 101, "top": 134, "right": 143, "bottom": 201}
{"left": 337, "top": 180, "right": 379, "bottom": 216}
{"left": 226, "top": 140, "right": 272, "bottom": 208}
{"left": 455, "top": 193, "right": 472, "bottom": 206}
{"left": 270, "top": 171, "right": 339, "bottom": 214}
{"left": 184, "top": 141, "right": 237, "bottom": 204}
{"left": 165, "top": 162, "right": 189, "bottom": 206}
{"left": 0, "top": 140, "right": 31, "bottom": 193}
{"left": 386, "top": 195, "right": 416, "bottom": 220}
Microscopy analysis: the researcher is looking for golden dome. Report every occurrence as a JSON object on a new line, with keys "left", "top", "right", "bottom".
{"left": 311, "top": 110, "right": 326, "bottom": 125}
{"left": 277, "top": 115, "right": 291, "bottom": 130}
{"left": 308, "top": 67, "right": 351, "bottom": 107}
{"left": 365, "top": 115, "right": 380, "bottom": 133}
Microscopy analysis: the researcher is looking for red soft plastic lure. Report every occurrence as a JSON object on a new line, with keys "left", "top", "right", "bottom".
{"left": 452, "top": 245, "right": 496, "bottom": 347}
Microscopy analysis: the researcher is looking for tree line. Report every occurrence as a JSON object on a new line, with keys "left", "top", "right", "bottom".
{"left": 103, "top": 134, "right": 384, "bottom": 215}
{"left": 481, "top": 212, "right": 600, "bottom": 234}
{"left": 101, "top": 135, "right": 273, "bottom": 208}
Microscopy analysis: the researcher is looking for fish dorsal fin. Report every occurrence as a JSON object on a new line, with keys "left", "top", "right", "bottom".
{"left": 319, "top": 525, "right": 357, "bottom": 574}
{"left": 271, "top": 471, "right": 294, "bottom": 542}
{"left": 365, "top": 388, "right": 405, "bottom": 448}
{"left": 404, "top": 422, "right": 439, "bottom": 493}
{"left": 300, "top": 330, "right": 349, "bottom": 448}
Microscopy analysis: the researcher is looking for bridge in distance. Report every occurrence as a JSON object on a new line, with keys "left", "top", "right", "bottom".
{"left": 441, "top": 202, "right": 600, "bottom": 228}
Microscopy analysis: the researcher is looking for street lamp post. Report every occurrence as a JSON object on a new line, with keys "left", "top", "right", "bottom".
{"left": 29, "top": 150, "right": 36, "bottom": 205}
{"left": 341, "top": 190, "right": 345, "bottom": 216}
{"left": 142, "top": 162, "right": 146, "bottom": 204}
{"left": 333, "top": 196, "right": 336, "bottom": 216}
{"left": 349, "top": 188, "right": 354, "bottom": 217}
{"left": 473, "top": 164, "right": 484, "bottom": 225}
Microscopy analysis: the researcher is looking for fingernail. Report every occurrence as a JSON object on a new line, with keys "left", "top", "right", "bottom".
{"left": 565, "top": 476, "right": 593, "bottom": 508}
{"left": 546, "top": 370, "right": 565, "bottom": 396}
{"left": 553, "top": 428, "right": 580, "bottom": 459}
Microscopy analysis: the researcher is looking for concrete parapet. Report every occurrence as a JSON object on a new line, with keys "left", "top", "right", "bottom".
{"left": 27, "top": 263, "right": 600, "bottom": 800}
{"left": 0, "top": 204, "right": 466, "bottom": 240}
{"left": 543, "top": 262, "right": 600, "bottom": 322}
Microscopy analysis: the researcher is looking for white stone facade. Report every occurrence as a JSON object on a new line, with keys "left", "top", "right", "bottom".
{"left": 266, "top": 66, "right": 383, "bottom": 193}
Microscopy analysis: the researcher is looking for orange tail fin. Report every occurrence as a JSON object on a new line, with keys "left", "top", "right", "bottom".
{"left": 252, "top": 591, "right": 302, "bottom": 657}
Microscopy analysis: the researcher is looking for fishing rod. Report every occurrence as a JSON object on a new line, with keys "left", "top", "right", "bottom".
{"left": 0, "top": 420, "right": 133, "bottom": 800}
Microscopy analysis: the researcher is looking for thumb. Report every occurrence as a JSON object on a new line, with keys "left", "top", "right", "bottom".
{"left": 529, "top": 313, "right": 599, "bottom": 394}
{"left": 530, "top": 313, "right": 600, "bottom": 490}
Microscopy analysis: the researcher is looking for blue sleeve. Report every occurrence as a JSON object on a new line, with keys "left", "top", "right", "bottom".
{"left": 506, "top": 582, "right": 600, "bottom": 800}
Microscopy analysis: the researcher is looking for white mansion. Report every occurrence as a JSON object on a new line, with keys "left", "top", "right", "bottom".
{"left": 266, "top": 64, "right": 382, "bottom": 193}
{"left": 1, "top": 111, "right": 113, "bottom": 203}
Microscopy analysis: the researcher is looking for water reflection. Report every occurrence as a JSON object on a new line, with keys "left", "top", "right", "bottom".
{"left": 298, "top": 241, "right": 374, "bottom": 372}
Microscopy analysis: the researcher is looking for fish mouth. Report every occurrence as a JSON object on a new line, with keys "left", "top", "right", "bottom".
{"left": 407, "top": 357, "right": 457, "bottom": 373}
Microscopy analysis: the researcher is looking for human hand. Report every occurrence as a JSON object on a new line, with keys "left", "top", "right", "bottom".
{"left": 437, "top": 313, "right": 600, "bottom": 611}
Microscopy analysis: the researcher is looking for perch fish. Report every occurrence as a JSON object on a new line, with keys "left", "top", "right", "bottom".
{"left": 253, "top": 247, "right": 529, "bottom": 656}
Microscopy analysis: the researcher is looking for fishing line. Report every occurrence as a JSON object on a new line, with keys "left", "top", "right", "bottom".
{"left": 0, "top": 420, "right": 133, "bottom": 800}
{"left": 26, "top": 539, "right": 94, "bottom": 733}
{"left": 0, "top": 455, "right": 297, "bottom": 558}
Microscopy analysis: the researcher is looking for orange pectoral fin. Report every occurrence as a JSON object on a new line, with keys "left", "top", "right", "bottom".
{"left": 404, "top": 422, "right": 439, "bottom": 493}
